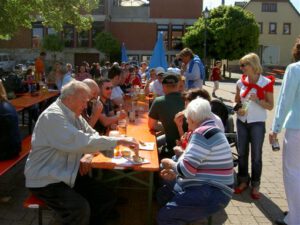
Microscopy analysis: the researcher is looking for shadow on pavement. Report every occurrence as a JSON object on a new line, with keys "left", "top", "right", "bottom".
{"left": 232, "top": 189, "right": 285, "bottom": 224}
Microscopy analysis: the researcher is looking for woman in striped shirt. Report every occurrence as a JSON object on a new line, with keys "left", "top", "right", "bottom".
{"left": 157, "top": 98, "right": 234, "bottom": 225}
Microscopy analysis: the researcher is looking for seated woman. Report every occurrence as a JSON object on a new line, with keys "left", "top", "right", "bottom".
{"left": 157, "top": 98, "right": 233, "bottom": 225}
{"left": 125, "top": 66, "right": 141, "bottom": 88}
{"left": 0, "top": 79, "right": 21, "bottom": 160}
{"left": 173, "top": 88, "right": 224, "bottom": 156}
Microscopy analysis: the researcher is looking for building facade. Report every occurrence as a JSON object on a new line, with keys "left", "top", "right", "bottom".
{"left": 0, "top": 0, "right": 203, "bottom": 67}
{"left": 244, "top": 0, "right": 300, "bottom": 67}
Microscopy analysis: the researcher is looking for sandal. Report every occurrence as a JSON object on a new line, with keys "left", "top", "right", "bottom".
{"left": 251, "top": 188, "right": 261, "bottom": 200}
{"left": 234, "top": 183, "right": 248, "bottom": 194}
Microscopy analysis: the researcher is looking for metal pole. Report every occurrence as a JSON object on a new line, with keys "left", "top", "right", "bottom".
{"left": 204, "top": 18, "right": 207, "bottom": 83}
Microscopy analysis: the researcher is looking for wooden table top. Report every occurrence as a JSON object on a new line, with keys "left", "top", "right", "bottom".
{"left": 10, "top": 90, "right": 59, "bottom": 108}
{"left": 92, "top": 108, "right": 160, "bottom": 172}
{"left": 272, "top": 69, "right": 285, "bottom": 74}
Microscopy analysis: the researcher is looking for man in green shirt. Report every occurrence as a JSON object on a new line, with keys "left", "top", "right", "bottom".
{"left": 148, "top": 72, "right": 185, "bottom": 158}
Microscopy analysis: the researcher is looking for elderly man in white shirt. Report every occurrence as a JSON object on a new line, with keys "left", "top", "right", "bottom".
{"left": 25, "top": 80, "right": 139, "bottom": 225}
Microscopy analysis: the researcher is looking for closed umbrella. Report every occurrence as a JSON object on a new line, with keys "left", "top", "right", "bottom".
{"left": 149, "top": 32, "right": 168, "bottom": 71}
{"left": 121, "top": 42, "right": 128, "bottom": 63}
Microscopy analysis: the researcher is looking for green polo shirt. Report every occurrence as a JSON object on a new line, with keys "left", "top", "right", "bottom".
{"left": 148, "top": 92, "right": 185, "bottom": 150}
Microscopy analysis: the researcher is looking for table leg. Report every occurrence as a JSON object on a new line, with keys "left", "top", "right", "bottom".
{"left": 28, "top": 109, "right": 32, "bottom": 134}
{"left": 147, "top": 172, "right": 154, "bottom": 225}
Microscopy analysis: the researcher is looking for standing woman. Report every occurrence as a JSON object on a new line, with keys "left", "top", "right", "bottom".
{"left": 270, "top": 36, "right": 300, "bottom": 225}
{"left": 234, "top": 53, "right": 274, "bottom": 199}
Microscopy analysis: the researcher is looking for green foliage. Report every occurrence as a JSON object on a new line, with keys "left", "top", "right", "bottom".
{"left": 183, "top": 6, "right": 259, "bottom": 60}
{"left": 94, "top": 32, "right": 121, "bottom": 60}
{"left": 0, "top": 0, "right": 99, "bottom": 39}
{"left": 42, "top": 34, "right": 64, "bottom": 52}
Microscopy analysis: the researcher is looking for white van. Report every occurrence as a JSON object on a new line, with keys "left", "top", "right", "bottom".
{"left": 0, "top": 53, "right": 15, "bottom": 72}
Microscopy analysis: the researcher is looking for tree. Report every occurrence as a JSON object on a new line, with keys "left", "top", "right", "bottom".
{"left": 42, "top": 34, "right": 64, "bottom": 62}
{"left": 0, "top": 0, "right": 99, "bottom": 39}
{"left": 94, "top": 32, "right": 121, "bottom": 62}
{"left": 183, "top": 6, "right": 259, "bottom": 61}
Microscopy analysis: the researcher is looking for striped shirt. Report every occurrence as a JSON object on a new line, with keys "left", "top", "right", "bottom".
{"left": 173, "top": 119, "right": 234, "bottom": 197}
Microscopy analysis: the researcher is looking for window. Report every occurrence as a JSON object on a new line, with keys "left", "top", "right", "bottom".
{"left": 269, "top": 23, "right": 277, "bottom": 34}
{"left": 171, "top": 25, "right": 183, "bottom": 50}
{"left": 141, "top": 55, "right": 151, "bottom": 63}
{"left": 32, "top": 22, "right": 44, "bottom": 48}
{"left": 77, "top": 31, "right": 89, "bottom": 47}
{"left": 185, "top": 25, "right": 192, "bottom": 33}
{"left": 92, "top": 22, "right": 105, "bottom": 46}
{"left": 128, "top": 55, "right": 139, "bottom": 62}
{"left": 262, "top": 3, "right": 277, "bottom": 12}
{"left": 170, "top": 55, "right": 178, "bottom": 64}
{"left": 258, "top": 22, "right": 263, "bottom": 34}
{"left": 47, "top": 27, "right": 58, "bottom": 35}
{"left": 63, "top": 26, "right": 75, "bottom": 47}
{"left": 283, "top": 23, "right": 291, "bottom": 35}
{"left": 157, "top": 24, "right": 169, "bottom": 50}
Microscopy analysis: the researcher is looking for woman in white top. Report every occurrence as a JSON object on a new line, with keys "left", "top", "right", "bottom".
{"left": 234, "top": 53, "right": 274, "bottom": 200}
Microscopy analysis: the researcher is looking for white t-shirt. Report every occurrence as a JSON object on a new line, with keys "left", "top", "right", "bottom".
{"left": 111, "top": 86, "right": 124, "bottom": 100}
{"left": 237, "top": 75, "right": 271, "bottom": 123}
{"left": 150, "top": 80, "right": 164, "bottom": 96}
{"left": 212, "top": 113, "right": 225, "bottom": 132}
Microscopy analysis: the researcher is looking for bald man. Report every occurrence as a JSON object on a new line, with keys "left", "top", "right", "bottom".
{"left": 82, "top": 79, "right": 103, "bottom": 128}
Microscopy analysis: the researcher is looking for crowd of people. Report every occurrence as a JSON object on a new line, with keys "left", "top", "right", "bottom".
{"left": 1, "top": 37, "right": 299, "bottom": 225}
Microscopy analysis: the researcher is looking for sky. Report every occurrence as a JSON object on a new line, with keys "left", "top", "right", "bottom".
{"left": 203, "top": 0, "right": 300, "bottom": 12}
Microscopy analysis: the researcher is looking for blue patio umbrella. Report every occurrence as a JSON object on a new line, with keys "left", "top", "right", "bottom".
{"left": 149, "top": 32, "right": 168, "bottom": 71}
{"left": 121, "top": 42, "right": 128, "bottom": 63}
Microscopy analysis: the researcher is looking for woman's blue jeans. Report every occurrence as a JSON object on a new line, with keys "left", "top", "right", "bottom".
{"left": 157, "top": 184, "right": 231, "bottom": 225}
{"left": 236, "top": 119, "right": 265, "bottom": 187}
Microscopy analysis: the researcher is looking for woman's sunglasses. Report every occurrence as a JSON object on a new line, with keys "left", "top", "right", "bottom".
{"left": 240, "top": 63, "right": 249, "bottom": 68}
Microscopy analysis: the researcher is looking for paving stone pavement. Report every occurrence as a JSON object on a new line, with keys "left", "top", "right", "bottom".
{"left": 0, "top": 72, "right": 287, "bottom": 225}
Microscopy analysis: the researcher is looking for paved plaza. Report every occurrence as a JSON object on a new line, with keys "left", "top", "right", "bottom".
{"left": 0, "top": 72, "right": 287, "bottom": 225}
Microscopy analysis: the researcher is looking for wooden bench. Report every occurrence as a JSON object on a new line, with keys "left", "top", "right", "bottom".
{"left": 272, "top": 68, "right": 285, "bottom": 76}
{"left": 266, "top": 72, "right": 276, "bottom": 76}
{"left": 0, "top": 135, "right": 31, "bottom": 176}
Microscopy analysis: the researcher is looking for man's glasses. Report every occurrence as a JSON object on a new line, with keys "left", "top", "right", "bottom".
{"left": 105, "top": 87, "right": 113, "bottom": 90}
{"left": 240, "top": 63, "right": 248, "bottom": 68}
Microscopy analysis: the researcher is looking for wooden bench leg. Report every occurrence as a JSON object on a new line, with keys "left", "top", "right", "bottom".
{"left": 38, "top": 207, "right": 43, "bottom": 225}
{"left": 207, "top": 215, "right": 212, "bottom": 225}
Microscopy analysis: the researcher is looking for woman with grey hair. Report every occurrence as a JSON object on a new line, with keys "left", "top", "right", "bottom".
{"left": 157, "top": 98, "right": 233, "bottom": 225}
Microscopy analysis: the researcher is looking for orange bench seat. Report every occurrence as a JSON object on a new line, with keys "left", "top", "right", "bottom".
{"left": 0, "top": 135, "right": 31, "bottom": 176}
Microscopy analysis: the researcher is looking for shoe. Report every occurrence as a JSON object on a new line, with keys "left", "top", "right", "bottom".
{"left": 234, "top": 184, "right": 248, "bottom": 194}
{"left": 275, "top": 218, "right": 287, "bottom": 225}
{"left": 250, "top": 188, "right": 261, "bottom": 200}
{"left": 250, "top": 192, "right": 261, "bottom": 200}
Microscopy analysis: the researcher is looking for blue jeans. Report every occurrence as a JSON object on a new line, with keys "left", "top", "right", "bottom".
{"left": 157, "top": 184, "right": 231, "bottom": 225}
{"left": 236, "top": 119, "right": 265, "bottom": 187}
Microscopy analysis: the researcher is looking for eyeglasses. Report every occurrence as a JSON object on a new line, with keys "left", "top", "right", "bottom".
{"left": 240, "top": 63, "right": 249, "bottom": 68}
{"left": 105, "top": 86, "right": 113, "bottom": 90}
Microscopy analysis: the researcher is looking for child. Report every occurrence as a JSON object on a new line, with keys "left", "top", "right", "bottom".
{"left": 211, "top": 61, "right": 222, "bottom": 97}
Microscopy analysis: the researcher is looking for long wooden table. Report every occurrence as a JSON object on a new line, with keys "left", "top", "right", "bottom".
{"left": 92, "top": 107, "right": 159, "bottom": 225}
{"left": 10, "top": 90, "right": 60, "bottom": 133}
{"left": 10, "top": 90, "right": 59, "bottom": 108}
